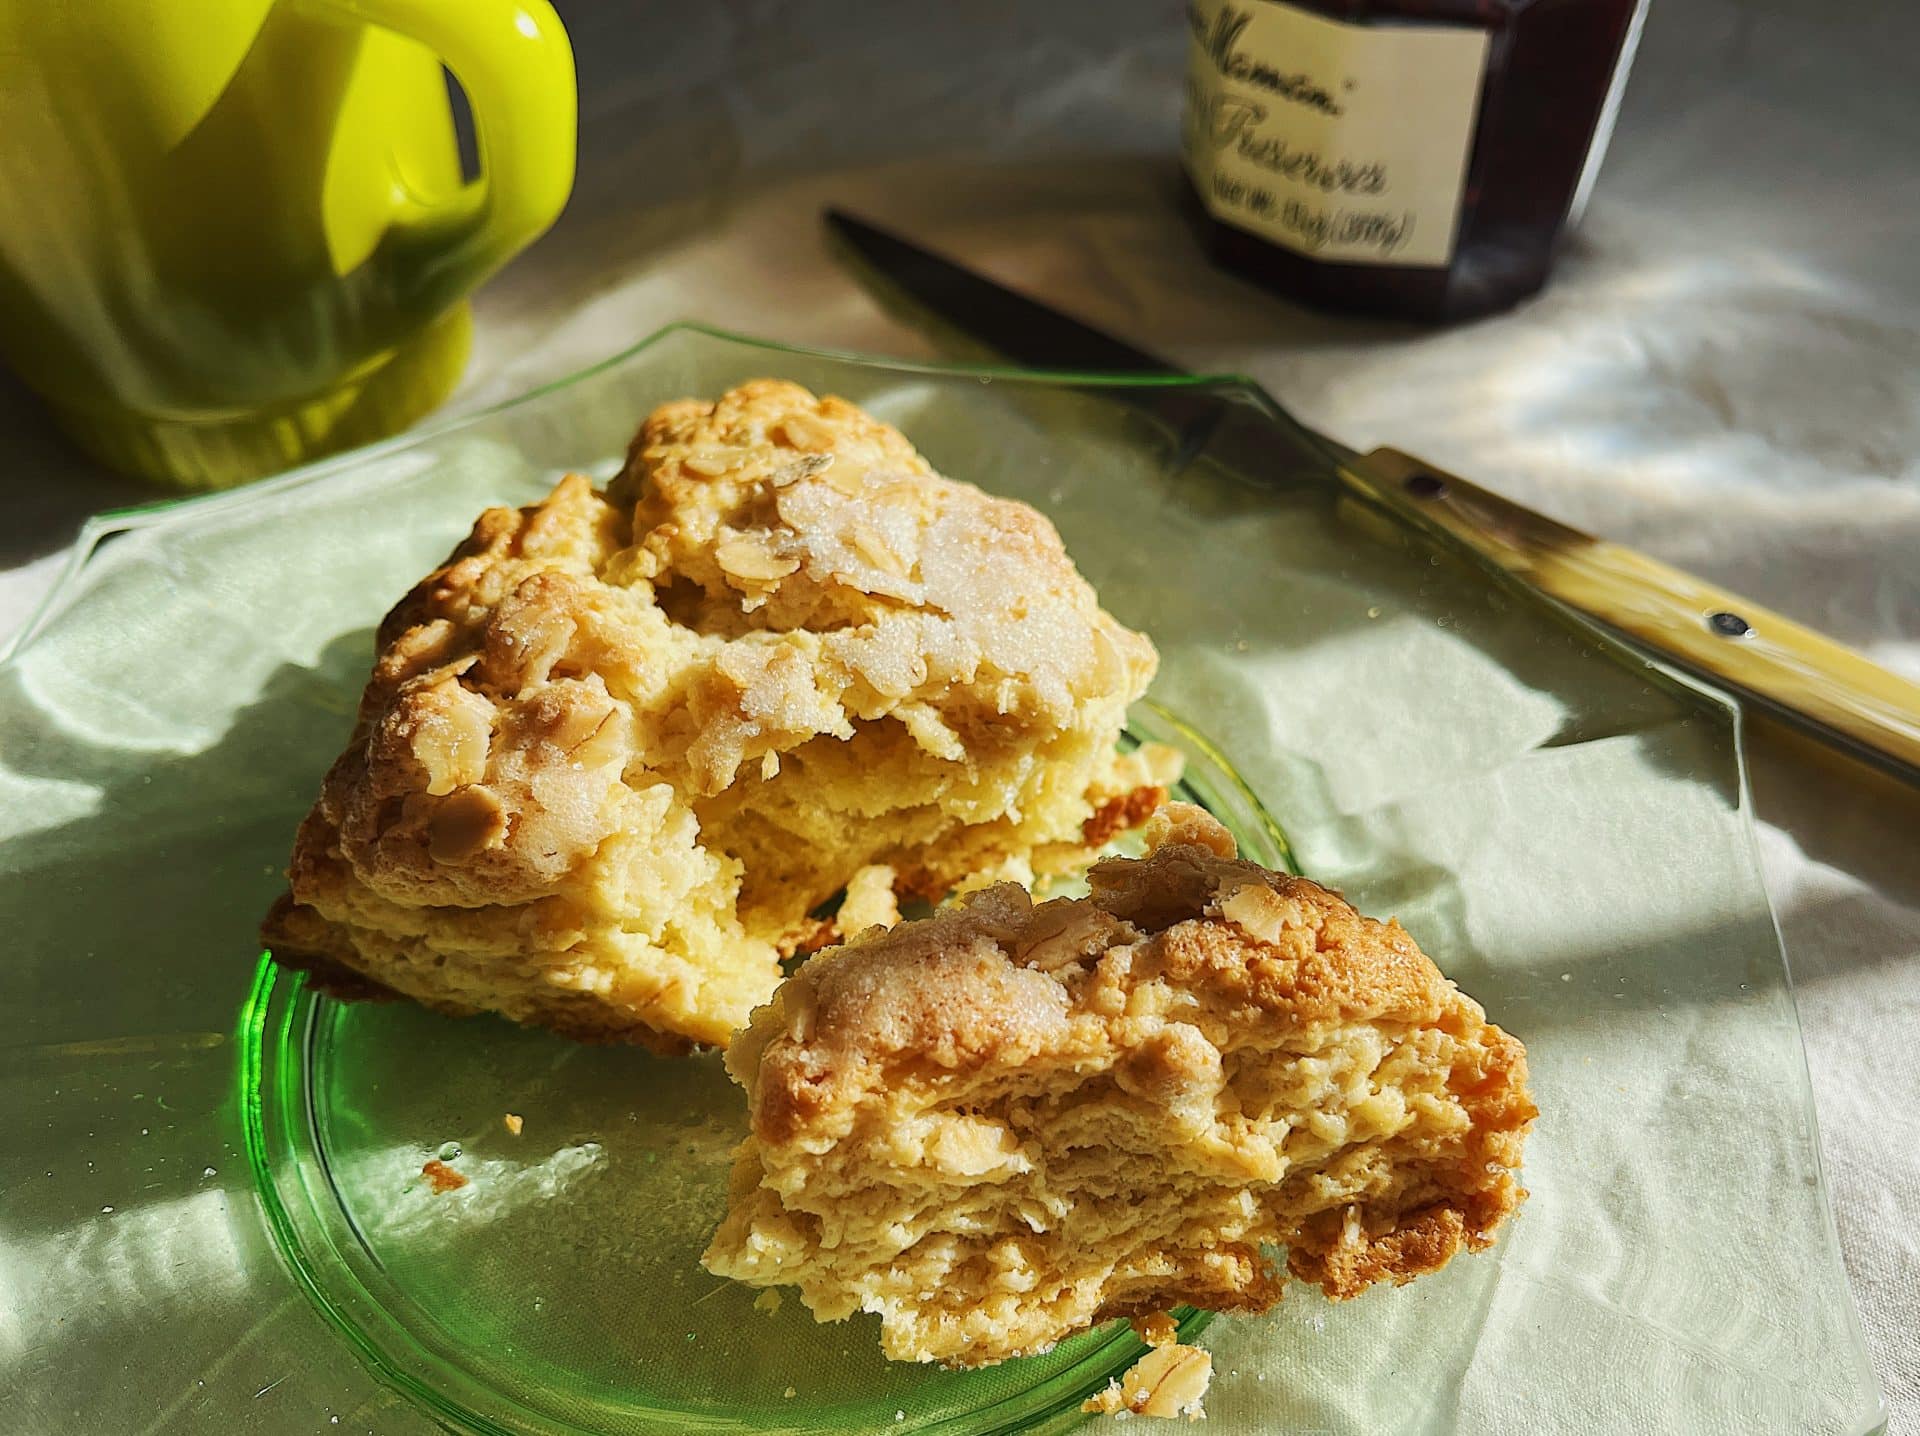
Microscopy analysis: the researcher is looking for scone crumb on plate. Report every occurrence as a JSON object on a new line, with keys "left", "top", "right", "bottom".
{"left": 753, "top": 1289, "right": 783, "bottom": 1315}
{"left": 421, "top": 1158, "right": 468, "bottom": 1193}
{"left": 1130, "top": 1311, "right": 1180, "bottom": 1347}
{"left": 1082, "top": 784, "right": 1166, "bottom": 848}
{"left": 783, "top": 1387, "right": 796, "bottom": 1399}
{"left": 838, "top": 863, "right": 902, "bottom": 936}
{"left": 1082, "top": 1344, "right": 1212, "bottom": 1421}
{"left": 503, "top": 1113, "right": 524, "bottom": 1136}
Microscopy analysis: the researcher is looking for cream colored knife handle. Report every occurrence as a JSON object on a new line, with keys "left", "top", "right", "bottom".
{"left": 1342, "top": 447, "right": 1920, "bottom": 778}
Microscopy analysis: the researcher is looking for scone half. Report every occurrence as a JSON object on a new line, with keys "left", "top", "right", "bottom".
{"left": 263, "top": 380, "right": 1177, "bottom": 1051}
{"left": 702, "top": 803, "right": 1536, "bottom": 1365}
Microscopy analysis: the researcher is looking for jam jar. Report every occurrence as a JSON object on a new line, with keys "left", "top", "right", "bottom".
{"left": 1182, "top": 0, "right": 1648, "bottom": 322}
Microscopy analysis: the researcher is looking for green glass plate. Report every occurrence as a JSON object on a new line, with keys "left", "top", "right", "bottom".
{"left": 0, "top": 326, "right": 1884, "bottom": 1435}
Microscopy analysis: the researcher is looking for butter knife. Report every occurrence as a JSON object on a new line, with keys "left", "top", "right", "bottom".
{"left": 825, "top": 208, "right": 1920, "bottom": 788}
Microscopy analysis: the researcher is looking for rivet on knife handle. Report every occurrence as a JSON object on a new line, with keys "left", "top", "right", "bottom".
{"left": 1344, "top": 447, "right": 1920, "bottom": 780}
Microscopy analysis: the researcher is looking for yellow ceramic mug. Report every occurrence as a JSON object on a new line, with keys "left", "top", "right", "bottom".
{"left": 0, "top": 0, "right": 575, "bottom": 488}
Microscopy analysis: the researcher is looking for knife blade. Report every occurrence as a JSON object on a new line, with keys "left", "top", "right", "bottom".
{"left": 826, "top": 208, "right": 1920, "bottom": 787}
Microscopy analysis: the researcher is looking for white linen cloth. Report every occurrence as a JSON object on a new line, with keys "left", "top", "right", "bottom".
{"left": 0, "top": 0, "right": 1911, "bottom": 1427}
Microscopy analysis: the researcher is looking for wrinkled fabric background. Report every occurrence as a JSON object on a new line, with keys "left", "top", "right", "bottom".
{"left": 0, "top": 0, "right": 1913, "bottom": 1426}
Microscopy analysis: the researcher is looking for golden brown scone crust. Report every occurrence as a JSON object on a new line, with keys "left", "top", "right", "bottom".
{"left": 263, "top": 381, "right": 1173, "bottom": 1049}
{"left": 703, "top": 804, "right": 1535, "bottom": 1366}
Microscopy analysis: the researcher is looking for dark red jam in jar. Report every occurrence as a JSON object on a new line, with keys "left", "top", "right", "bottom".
{"left": 1182, "top": 0, "right": 1647, "bottom": 322}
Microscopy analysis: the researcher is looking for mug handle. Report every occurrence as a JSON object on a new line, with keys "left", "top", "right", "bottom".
{"left": 297, "top": 0, "right": 577, "bottom": 315}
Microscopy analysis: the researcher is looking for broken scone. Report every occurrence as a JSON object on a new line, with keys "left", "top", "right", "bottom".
{"left": 263, "top": 381, "right": 1175, "bottom": 1050}
{"left": 702, "top": 803, "right": 1535, "bottom": 1366}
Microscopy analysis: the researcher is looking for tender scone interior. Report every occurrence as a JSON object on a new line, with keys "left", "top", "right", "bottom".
{"left": 262, "top": 380, "right": 1175, "bottom": 1051}
{"left": 702, "top": 803, "right": 1536, "bottom": 1367}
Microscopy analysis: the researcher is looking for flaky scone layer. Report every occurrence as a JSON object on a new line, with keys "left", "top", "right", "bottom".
{"left": 264, "top": 380, "right": 1170, "bottom": 1050}
{"left": 702, "top": 804, "right": 1535, "bottom": 1365}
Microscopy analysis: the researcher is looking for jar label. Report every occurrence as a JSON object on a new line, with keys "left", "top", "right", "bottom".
{"left": 1183, "top": 1, "right": 1490, "bottom": 268}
